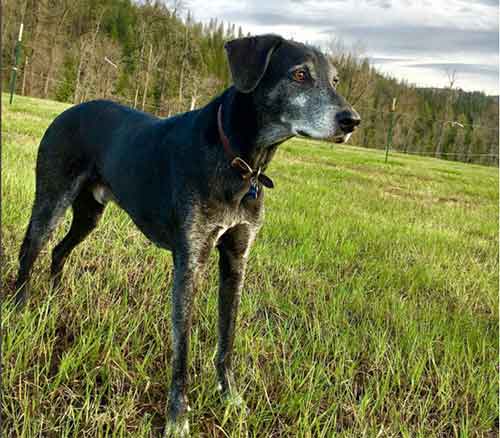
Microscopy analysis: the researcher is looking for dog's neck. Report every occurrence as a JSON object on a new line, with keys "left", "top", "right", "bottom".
{"left": 216, "top": 87, "right": 293, "bottom": 170}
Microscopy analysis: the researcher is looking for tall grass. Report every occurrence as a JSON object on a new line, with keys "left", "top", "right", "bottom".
{"left": 2, "top": 94, "right": 498, "bottom": 437}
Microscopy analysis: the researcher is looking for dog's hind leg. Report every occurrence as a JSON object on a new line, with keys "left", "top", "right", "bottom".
{"left": 14, "top": 175, "right": 87, "bottom": 307}
{"left": 50, "top": 188, "right": 105, "bottom": 289}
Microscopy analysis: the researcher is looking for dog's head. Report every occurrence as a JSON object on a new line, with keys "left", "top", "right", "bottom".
{"left": 225, "top": 34, "right": 361, "bottom": 144}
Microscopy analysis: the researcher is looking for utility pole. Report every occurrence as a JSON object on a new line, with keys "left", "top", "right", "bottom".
{"left": 9, "top": 22, "right": 24, "bottom": 104}
{"left": 385, "top": 98, "right": 397, "bottom": 163}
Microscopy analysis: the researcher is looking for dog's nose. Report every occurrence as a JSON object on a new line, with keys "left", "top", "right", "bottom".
{"left": 336, "top": 110, "right": 361, "bottom": 133}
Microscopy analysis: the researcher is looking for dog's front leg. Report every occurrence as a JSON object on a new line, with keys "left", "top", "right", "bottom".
{"left": 166, "top": 246, "right": 202, "bottom": 436}
{"left": 215, "top": 225, "right": 254, "bottom": 400}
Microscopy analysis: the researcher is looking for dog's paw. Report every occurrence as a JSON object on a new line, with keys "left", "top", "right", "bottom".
{"left": 226, "top": 391, "right": 247, "bottom": 412}
{"left": 163, "top": 418, "right": 190, "bottom": 438}
{"left": 217, "top": 383, "right": 248, "bottom": 415}
{"left": 12, "top": 287, "right": 27, "bottom": 310}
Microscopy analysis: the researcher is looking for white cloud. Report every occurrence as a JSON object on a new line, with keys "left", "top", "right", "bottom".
{"left": 185, "top": 0, "right": 499, "bottom": 94}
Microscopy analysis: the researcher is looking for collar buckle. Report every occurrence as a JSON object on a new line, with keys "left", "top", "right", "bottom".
{"left": 218, "top": 105, "right": 275, "bottom": 194}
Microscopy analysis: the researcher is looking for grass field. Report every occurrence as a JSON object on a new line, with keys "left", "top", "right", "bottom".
{"left": 2, "top": 94, "right": 499, "bottom": 437}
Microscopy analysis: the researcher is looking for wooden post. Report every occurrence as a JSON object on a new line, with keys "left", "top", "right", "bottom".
{"left": 385, "top": 98, "right": 397, "bottom": 163}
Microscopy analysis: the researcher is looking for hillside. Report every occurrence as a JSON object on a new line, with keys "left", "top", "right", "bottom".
{"left": 2, "top": 0, "right": 499, "bottom": 165}
{"left": 2, "top": 94, "right": 498, "bottom": 436}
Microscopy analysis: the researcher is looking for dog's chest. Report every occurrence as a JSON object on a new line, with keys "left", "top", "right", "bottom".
{"left": 208, "top": 215, "right": 250, "bottom": 246}
{"left": 213, "top": 220, "right": 245, "bottom": 245}
{"left": 211, "top": 224, "right": 232, "bottom": 246}
{"left": 200, "top": 202, "right": 262, "bottom": 248}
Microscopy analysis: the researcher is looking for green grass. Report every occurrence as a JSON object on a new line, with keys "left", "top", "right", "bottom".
{"left": 2, "top": 93, "right": 498, "bottom": 437}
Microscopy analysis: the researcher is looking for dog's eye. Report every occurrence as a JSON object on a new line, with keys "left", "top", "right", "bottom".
{"left": 292, "top": 69, "right": 307, "bottom": 82}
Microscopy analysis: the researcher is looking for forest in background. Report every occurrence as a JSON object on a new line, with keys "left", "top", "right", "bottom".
{"left": 2, "top": 0, "right": 498, "bottom": 165}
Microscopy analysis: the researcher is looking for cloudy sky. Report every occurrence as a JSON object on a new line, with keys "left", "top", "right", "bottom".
{"left": 185, "top": 0, "right": 499, "bottom": 95}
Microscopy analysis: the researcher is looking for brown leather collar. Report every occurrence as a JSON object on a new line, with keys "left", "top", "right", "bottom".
{"left": 217, "top": 105, "right": 274, "bottom": 190}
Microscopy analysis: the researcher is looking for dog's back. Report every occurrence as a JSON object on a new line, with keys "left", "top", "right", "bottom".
{"left": 37, "top": 100, "right": 158, "bottom": 171}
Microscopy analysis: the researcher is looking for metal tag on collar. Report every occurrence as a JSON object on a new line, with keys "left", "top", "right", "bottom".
{"left": 248, "top": 168, "right": 261, "bottom": 199}
{"left": 258, "top": 173, "right": 274, "bottom": 189}
{"left": 248, "top": 178, "right": 259, "bottom": 199}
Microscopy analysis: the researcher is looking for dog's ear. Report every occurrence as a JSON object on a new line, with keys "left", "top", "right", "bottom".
{"left": 224, "top": 34, "right": 283, "bottom": 93}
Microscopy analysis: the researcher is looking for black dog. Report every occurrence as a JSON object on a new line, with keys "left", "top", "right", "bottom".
{"left": 15, "top": 34, "right": 360, "bottom": 435}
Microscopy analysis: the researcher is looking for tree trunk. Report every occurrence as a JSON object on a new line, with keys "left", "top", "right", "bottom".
{"left": 435, "top": 121, "right": 445, "bottom": 158}
{"left": 74, "top": 45, "right": 85, "bottom": 103}
{"left": 134, "top": 23, "right": 146, "bottom": 108}
{"left": 178, "top": 26, "right": 190, "bottom": 109}
{"left": 142, "top": 43, "right": 153, "bottom": 111}
{"left": 44, "top": 68, "right": 51, "bottom": 98}
{"left": 134, "top": 87, "right": 140, "bottom": 108}
{"left": 21, "top": 56, "right": 28, "bottom": 95}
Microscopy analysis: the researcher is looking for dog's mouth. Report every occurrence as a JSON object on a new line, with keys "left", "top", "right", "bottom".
{"left": 296, "top": 130, "right": 311, "bottom": 138}
{"left": 295, "top": 130, "right": 351, "bottom": 144}
{"left": 328, "top": 132, "right": 352, "bottom": 144}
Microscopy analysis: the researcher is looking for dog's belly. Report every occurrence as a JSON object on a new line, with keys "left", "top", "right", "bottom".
{"left": 91, "top": 182, "right": 176, "bottom": 250}
{"left": 90, "top": 181, "right": 260, "bottom": 253}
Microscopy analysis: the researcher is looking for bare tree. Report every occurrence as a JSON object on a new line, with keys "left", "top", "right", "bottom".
{"left": 74, "top": 9, "right": 107, "bottom": 103}
{"left": 435, "top": 69, "right": 458, "bottom": 158}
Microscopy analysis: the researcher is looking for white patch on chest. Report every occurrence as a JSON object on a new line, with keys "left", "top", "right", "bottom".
{"left": 212, "top": 219, "right": 252, "bottom": 247}
{"left": 214, "top": 226, "right": 228, "bottom": 245}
